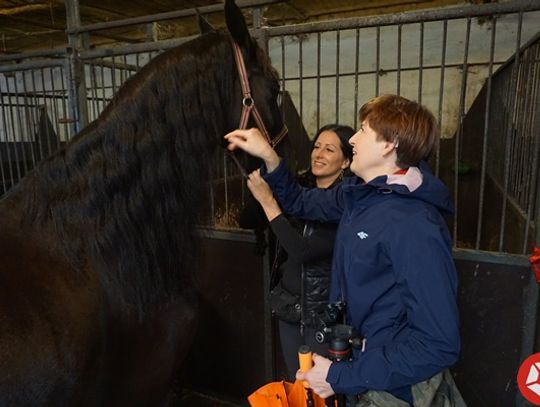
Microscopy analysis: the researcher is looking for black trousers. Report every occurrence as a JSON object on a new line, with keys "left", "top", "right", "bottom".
{"left": 278, "top": 319, "right": 329, "bottom": 381}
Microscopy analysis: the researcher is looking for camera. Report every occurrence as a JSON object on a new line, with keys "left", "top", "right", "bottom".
{"left": 312, "top": 301, "right": 363, "bottom": 362}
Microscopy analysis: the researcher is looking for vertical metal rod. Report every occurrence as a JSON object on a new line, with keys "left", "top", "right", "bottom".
{"left": 418, "top": 22, "right": 424, "bottom": 104}
{"left": 453, "top": 17, "right": 471, "bottom": 246}
{"left": 353, "top": 28, "right": 360, "bottom": 130}
{"left": 397, "top": 25, "right": 402, "bottom": 96}
{"left": 58, "top": 64, "right": 70, "bottom": 141}
{"left": 111, "top": 56, "right": 117, "bottom": 95}
{"left": 0, "top": 89, "right": 13, "bottom": 193}
{"left": 90, "top": 63, "right": 99, "bottom": 121}
{"left": 436, "top": 20, "right": 448, "bottom": 178}
{"left": 335, "top": 29, "right": 340, "bottom": 122}
{"left": 100, "top": 61, "right": 107, "bottom": 116}
{"left": 19, "top": 71, "right": 37, "bottom": 168}
{"left": 375, "top": 26, "right": 380, "bottom": 96}
{"left": 521, "top": 42, "right": 540, "bottom": 253}
{"left": 11, "top": 74, "right": 30, "bottom": 175}
{"left": 4, "top": 78, "right": 22, "bottom": 182}
{"left": 316, "top": 33, "right": 321, "bottom": 131}
{"left": 119, "top": 55, "right": 126, "bottom": 85}
{"left": 49, "top": 68, "right": 61, "bottom": 150}
{"left": 299, "top": 34, "right": 303, "bottom": 125}
{"left": 514, "top": 48, "right": 529, "bottom": 207}
{"left": 475, "top": 17, "right": 497, "bottom": 250}
{"left": 39, "top": 67, "right": 54, "bottom": 154}
{"left": 65, "top": 0, "right": 88, "bottom": 132}
{"left": 280, "top": 35, "right": 286, "bottom": 95}
{"left": 30, "top": 70, "right": 45, "bottom": 161}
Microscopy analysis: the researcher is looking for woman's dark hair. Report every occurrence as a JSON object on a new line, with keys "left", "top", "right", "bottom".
{"left": 311, "top": 123, "right": 355, "bottom": 162}
{"left": 299, "top": 123, "right": 355, "bottom": 187}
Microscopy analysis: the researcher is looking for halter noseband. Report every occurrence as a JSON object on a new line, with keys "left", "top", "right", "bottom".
{"left": 231, "top": 41, "right": 288, "bottom": 147}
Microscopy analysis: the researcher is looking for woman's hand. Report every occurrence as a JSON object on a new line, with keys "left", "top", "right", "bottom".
{"left": 224, "top": 128, "right": 280, "bottom": 172}
{"left": 247, "top": 170, "right": 281, "bottom": 221}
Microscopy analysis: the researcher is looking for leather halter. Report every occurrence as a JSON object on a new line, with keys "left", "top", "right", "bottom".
{"left": 231, "top": 41, "right": 288, "bottom": 147}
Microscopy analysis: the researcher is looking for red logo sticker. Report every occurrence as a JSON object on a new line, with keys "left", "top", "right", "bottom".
{"left": 517, "top": 353, "right": 540, "bottom": 405}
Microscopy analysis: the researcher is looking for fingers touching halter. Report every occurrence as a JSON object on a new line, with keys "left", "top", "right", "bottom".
{"left": 231, "top": 41, "right": 288, "bottom": 148}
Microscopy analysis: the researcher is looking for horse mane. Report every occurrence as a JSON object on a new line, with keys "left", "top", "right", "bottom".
{"left": 6, "top": 31, "right": 258, "bottom": 316}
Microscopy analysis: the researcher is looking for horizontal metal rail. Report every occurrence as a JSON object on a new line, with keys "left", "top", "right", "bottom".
{"left": 453, "top": 248, "right": 530, "bottom": 267}
{"left": 66, "top": 0, "right": 284, "bottom": 35}
{"left": 0, "top": 59, "right": 65, "bottom": 74}
{"left": 265, "top": 0, "right": 540, "bottom": 36}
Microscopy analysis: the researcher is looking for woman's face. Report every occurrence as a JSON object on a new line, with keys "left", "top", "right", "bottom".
{"left": 310, "top": 130, "right": 350, "bottom": 184}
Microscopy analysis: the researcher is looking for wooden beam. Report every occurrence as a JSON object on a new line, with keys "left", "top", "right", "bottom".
{"left": 0, "top": 3, "right": 50, "bottom": 16}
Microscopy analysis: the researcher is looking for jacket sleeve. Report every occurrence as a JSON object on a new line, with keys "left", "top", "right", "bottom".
{"left": 270, "top": 215, "right": 336, "bottom": 263}
{"left": 261, "top": 160, "right": 345, "bottom": 223}
{"left": 326, "top": 209, "right": 460, "bottom": 394}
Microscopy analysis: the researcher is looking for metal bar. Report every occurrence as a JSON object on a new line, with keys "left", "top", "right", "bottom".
{"left": 49, "top": 68, "right": 61, "bottom": 150}
{"left": 39, "top": 68, "right": 54, "bottom": 155}
{"left": 65, "top": 0, "right": 89, "bottom": 132}
{"left": 397, "top": 25, "right": 402, "bottom": 96}
{"left": 0, "top": 90, "right": 14, "bottom": 193}
{"left": 475, "top": 17, "right": 497, "bottom": 250}
{"left": 335, "top": 29, "right": 340, "bottom": 122}
{"left": 3, "top": 77, "right": 22, "bottom": 182}
{"left": 316, "top": 33, "right": 320, "bottom": 130}
{"left": 30, "top": 70, "right": 45, "bottom": 161}
{"left": 435, "top": 20, "right": 448, "bottom": 178}
{"left": 0, "top": 47, "right": 67, "bottom": 63}
{"left": 67, "top": 0, "right": 284, "bottom": 35}
{"left": 266, "top": 0, "right": 540, "bottom": 37}
{"left": 0, "top": 60, "right": 64, "bottom": 74}
{"left": 452, "top": 248, "right": 530, "bottom": 267}
{"left": 277, "top": 60, "right": 503, "bottom": 82}
{"left": 111, "top": 56, "right": 117, "bottom": 95}
{"left": 58, "top": 64, "right": 70, "bottom": 140}
{"left": 418, "top": 22, "right": 424, "bottom": 104}
{"left": 280, "top": 35, "right": 286, "bottom": 94}
{"left": 375, "top": 26, "right": 380, "bottom": 97}
{"left": 299, "top": 34, "right": 303, "bottom": 125}
{"left": 100, "top": 61, "right": 107, "bottom": 117}
{"left": 89, "top": 63, "right": 99, "bottom": 122}
{"left": 353, "top": 28, "right": 359, "bottom": 130}
{"left": 453, "top": 17, "right": 471, "bottom": 247}
{"left": 12, "top": 73, "right": 31, "bottom": 175}
{"left": 19, "top": 71, "right": 37, "bottom": 168}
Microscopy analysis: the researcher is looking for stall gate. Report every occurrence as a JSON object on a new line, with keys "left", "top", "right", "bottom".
{"left": 0, "top": 1, "right": 540, "bottom": 405}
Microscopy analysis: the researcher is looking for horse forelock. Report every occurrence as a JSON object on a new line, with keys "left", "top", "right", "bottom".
{"left": 12, "top": 31, "right": 251, "bottom": 317}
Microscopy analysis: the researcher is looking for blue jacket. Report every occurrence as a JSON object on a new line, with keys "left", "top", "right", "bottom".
{"left": 263, "top": 160, "right": 460, "bottom": 403}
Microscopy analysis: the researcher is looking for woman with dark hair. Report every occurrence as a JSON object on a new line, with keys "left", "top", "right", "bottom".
{"left": 247, "top": 124, "right": 354, "bottom": 380}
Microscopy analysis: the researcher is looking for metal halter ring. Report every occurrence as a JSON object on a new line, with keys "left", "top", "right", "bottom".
{"left": 242, "top": 97, "right": 254, "bottom": 107}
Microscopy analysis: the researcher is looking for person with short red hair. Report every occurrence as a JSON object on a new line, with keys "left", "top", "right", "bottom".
{"left": 226, "top": 95, "right": 465, "bottom": 406}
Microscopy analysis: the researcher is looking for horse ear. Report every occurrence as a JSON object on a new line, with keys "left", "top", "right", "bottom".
{"left": 225, "top": 0, "right": 255, "bottom": 58}
{"left": 196, "top": 10, "right": 215, "bottom": 34}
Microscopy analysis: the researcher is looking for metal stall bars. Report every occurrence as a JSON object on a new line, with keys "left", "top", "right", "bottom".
{"left": 264, "top": 1, "right": 540, "bottom": 406}
{"left": 0, "top": 51, "right": 72, "bottom": 195}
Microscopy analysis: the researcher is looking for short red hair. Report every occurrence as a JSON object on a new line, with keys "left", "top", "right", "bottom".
{"left": 359, "top": 95, "right": 439, "bottom": 168}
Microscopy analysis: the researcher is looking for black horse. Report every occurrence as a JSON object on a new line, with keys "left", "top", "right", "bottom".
{"left": 0, "top": 1, "right": 285, "bottom": 405}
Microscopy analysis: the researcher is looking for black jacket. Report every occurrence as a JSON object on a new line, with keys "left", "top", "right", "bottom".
{"left": 270, "top": 172, "right": 340, "bottom": 327}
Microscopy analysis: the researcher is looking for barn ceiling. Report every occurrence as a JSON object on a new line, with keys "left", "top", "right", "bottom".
{"left": 0, "top": 0, "right": 491, "bottom": 55}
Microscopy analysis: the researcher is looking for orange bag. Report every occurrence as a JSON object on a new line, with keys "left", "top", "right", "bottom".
{"left": 248, "top": 379, "right": 326, "bottom": 407}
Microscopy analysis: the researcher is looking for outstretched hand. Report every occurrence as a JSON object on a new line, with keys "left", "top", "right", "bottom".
{"left": 295, "top": 353, "right": 335, "bottom": 398}
{"left": 224, "top": 128, "right": 281, "bottom": 172}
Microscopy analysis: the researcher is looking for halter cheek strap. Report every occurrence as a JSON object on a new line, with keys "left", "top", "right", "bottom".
{"left": 231, "top": 41, "right": 288, "bottom": 148}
